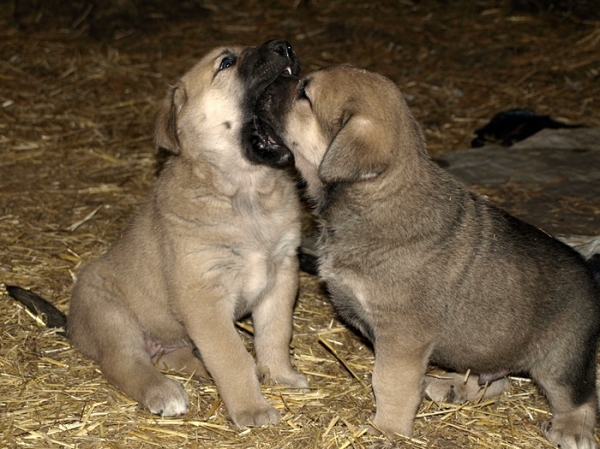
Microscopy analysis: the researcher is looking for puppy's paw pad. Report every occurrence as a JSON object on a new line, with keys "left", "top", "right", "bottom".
{"left": 143, "top": 379, "right": 189, "bottom": 417}
{"left": 231, "top": 403, "right": 280, "bottom": 427}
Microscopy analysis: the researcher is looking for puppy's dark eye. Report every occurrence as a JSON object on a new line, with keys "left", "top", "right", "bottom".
{"left": 218, "top": 57, "right": 235, "bottom": 71}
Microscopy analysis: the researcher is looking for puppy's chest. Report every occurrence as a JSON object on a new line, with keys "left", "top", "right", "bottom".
{"left": 318, "top": 226, "right": 369, "bottom": 294}
{"left": 317, "top": 224, "right": 373, "bottom": 273}
{"left": 234, "top": 223, "right": 298, "bottom": 307}
{"left": 317, "top": 227, "right": 379, "bottom": 339}
{"left": 325, "top": 274, "right": 376, "bottom": 342}
{"left": 238, "top": 250, "right": 274, "bottom": 302}
{"left": 232, "top": 242, "right": 291, "bottom": 318}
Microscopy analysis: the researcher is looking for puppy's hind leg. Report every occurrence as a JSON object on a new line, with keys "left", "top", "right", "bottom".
{"left": 69, "top": 285, "right": 189, "bottom": 416}
{"left": 542, "top": 402, "right": 597, "bottom": 449}
{"left": 154, "top": 345, "right": 210, "bottom": 381}
{"left": 532, "top": 342, "right": 598, "bottom": 449}
{"left": 101, "top": 345, "right": 190, "bottom": 417}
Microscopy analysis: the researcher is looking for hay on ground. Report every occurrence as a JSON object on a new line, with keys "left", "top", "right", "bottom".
{"left": 2, "top": 1, "right": 599, "bottom": 447}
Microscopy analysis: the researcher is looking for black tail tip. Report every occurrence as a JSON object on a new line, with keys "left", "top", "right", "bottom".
{"left": 5, "top": 285, "right": 68, "bottom": 333}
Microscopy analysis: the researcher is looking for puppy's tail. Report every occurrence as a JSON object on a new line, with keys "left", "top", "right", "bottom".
{"left": 5, "top": 285, "right": 67, "bottom": 336}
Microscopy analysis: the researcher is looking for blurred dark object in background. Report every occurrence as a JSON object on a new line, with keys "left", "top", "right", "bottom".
{"left": 471, "top": 108, "right": 583, "bottom": 148}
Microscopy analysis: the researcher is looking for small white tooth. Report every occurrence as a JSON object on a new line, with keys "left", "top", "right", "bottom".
{"left": 285, "top": 67, "right": 292, "bottom": 75}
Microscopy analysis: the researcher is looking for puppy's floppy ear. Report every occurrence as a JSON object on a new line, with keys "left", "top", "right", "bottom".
{"left": 318, "top": 113, "right": 392, "bottom": 183}
{"left": 154, "top": 83, "right": 187, "bottom": 154}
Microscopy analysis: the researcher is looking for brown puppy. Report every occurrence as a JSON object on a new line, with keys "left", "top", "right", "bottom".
{"left": 249, "top": 65, "right": 600, "bottom": 448}
{"left": 18, "top": 41, "right": 307, "bottom": 428}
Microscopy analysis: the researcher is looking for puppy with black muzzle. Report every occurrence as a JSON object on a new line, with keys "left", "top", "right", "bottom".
{"left": 7, "top": 40, "right": 307, "bottom": 428}
{"left": 248, "top": 64, "right": 600, "bottom": 448}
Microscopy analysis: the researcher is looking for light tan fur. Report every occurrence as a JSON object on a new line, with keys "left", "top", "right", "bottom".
{"left": 252, "top": 65, "right": 600, "bottom": 448}
{"left": 67, "top": 42, "right": 307, "bottom": 428}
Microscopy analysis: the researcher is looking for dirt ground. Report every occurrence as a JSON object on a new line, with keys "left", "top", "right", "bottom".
{"left": 1, "top": 0, "right": 600, "bottom": 448}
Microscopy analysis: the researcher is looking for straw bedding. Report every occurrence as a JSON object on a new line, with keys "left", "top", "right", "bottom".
{"left": 1, "top": 0, "right": 599, "bottom": 447}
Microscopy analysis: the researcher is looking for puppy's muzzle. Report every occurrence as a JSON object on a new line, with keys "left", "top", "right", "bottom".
{"left": 271, "top": 40, "right": 295, "bottom": 75}
{"left": 242, "top": 41, "right": 298, "bottom": 167}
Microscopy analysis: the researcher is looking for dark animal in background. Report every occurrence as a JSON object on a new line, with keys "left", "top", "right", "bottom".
{"left": 471, "top": 108, "right": 583, "bottom": 148}
{"left": 249, "top": 64, "right": 600, "bottom": 449}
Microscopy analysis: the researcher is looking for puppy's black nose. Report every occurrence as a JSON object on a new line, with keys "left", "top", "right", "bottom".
{"left": 270, "top": 39, "right": 292, "bottom": 59}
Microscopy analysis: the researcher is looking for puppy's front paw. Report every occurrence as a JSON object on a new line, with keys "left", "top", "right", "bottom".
{"left": 142, "top": 378, "right": 189, "bottom": 417}
{"left": 273, "top": 370, "right": 309, "bottom": 389}
{"left": 258, "top": 365, "right": 308, "bottom": 389}
{"left": 281, "top": 371, "right": 309, "bottom": 389}
{"left": 230, "top": 401, "right": 280, "bottom": 428}
{"left": 372, "top": 413, "right": 413, "bottom": 440}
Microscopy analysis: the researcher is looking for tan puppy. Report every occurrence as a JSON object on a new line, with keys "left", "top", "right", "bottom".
{"left": 249, "top": 65, "right": 600, "bottom": 448}
{"left": 9, "top": 40, "right": 307, "bottom": 428}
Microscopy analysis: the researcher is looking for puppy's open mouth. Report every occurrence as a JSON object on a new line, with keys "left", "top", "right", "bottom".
{"left": 243, "top": 114, "right": 292, "bottom": 167}
{"left": 250, "top": 115, "right": 288, "bottom": 156}
{"left": 241, "top": 42, "right": 297, "bottom": 167}
{"left": 249, "top": 66, "right": 294, "bottom": 160}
